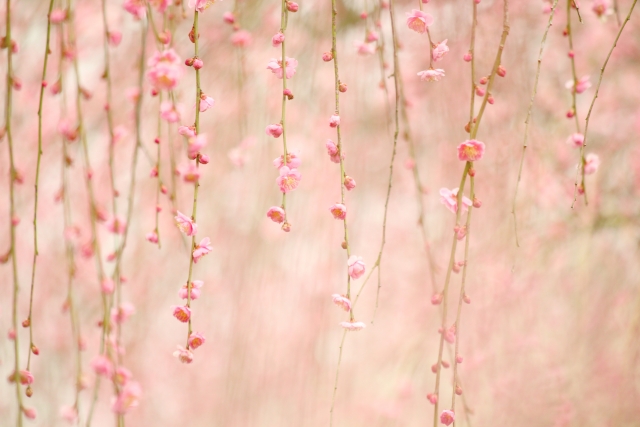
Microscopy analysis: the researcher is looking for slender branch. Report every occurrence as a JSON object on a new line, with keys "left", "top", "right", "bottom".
{"left": 511, "top": 0, "right": 558, "bottom": 247}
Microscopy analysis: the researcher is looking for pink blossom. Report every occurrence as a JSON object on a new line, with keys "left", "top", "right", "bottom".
{"left": 178, "top": 163, "right": 201, "bottom": 183}
{"left": 173, "top": 345, "right": 194, "bottom": 364}
{"left": 266, "top": 57, "right": 298, "bottom": 79}
{"left": 146, "top": 231, "right": 158, "bottom": 244}
{"left": 149, "top": 0, "right": 169, "bottom": 13}
{"left": 111, "top": 302, "right": 135, "bottom": 325}
{"left": 432, "top": 39, "right": 449, "bottom": 62}
{"left": 230, "top": 30, "right": 252, "bottom": 47}
{"left": 123, "top": 0, "right": 146, "bottom": 19}
{"left": 188, "top": 134, "right": 207, "bottom": 159}
{"left": 179, "top": 280, "right": 203, "bottom": 300}
{"left": 188, "top": 332, "right": 206, "bottom": 350}
{"left": 272, "top": 32, "right": 285, "bottom": 47}
{"left": 418, "top": 69, "right": 445, "bottom": 82}
{"left": 273, "top": 151, "right": 301, "bottom": 169}
{"left": 199, "top": 95, "right": 214, "bottom": 112}
{"left": 406, "top": 9, "right": 434, "bottom": 34}
{"left": 91, "top": 355, "right": 113, "bottom": 377}
{"left": 330, "top": 203, "right": 347, "bottom": 220}
{"left": 331, "top": 294, "right": 352, "bottom": 312}
{"left": 592, "top": 0, "right": 612, "bottom": 17}
{"left": 172, "top": 305, "right": 191, "bottom": 323}
{"left": 193, "top": 237, "right": 213, "bottom": 263}
{"left": 340, "top": 321, "right": 366, "bottom": 331}
{"left": 440, "top": 410, "right": 455, "bottom": 426}
{"left": 18, "top": 370, "right": 34, "bottom": 385}
{"left": 189, "top": 0, "right": 215, "bottom": 12}
{"left": 348, "top": 256, "right": 366, "bottom": 279}
{"left": 60, "top": 406, "right": 78, "bottom": 422}
{"left": 160, "top": 101, "right": 180, "bottom": 123}
{"left": 265, "top": 123, "right": 284, "bottom": 138}
{"left": 147, "top": 49, "right": 183, "bottom": 91}
{"left": 457, "top": 139, "right": 486, "bottom": 161}
{"left": 50, "top": 9, "right": 67, "bottom": 24}
{"left": 267, "top": 206, "right": 286, "bottom": 223}
{"left": 427, "top": 393, "right": 438, "bottom": 404}
{"left": 565, "top": 75, "right": 591, "bottom": 94}
{"left": 276, "top": 166, "right": 302, "bottom": 193}
{"left": 113, "top": 367, "right": 132, "bottom": 387}
{"left": 23, "top": 407, "right": 37, "bottom": 420}
{"left": 106, "top": 216, "right": 126, "bottom": 234}
{"left": 443, "top": 325, "right": 456, "bottom": 343}
{"left": 179, "top": 125, "right": 196, "bottom": 138}
{"left": 101, "top": 278, "right": 115, "bottom": 294}
{"left": 111, "top": 381, "right": 141, "bottom": 414}
{"left": 584, "top": 153, "right": 600, "bottom": 175}
{"left": 223, "top": 11, "right": 235, "bottom": 23}
{"left": 175, "top": 211, "right": 198, "bottom": 236}
{"left": 439, "top": 188, "right": 473, "bottom": 214}
{"left": 566, "top": 133, "right": 584, "bottom": 147}
{"left": 329, "top": 115, "right": 340, "bottom": 127}
{"left": 344, "top": 176, "right": 356, "bottom": 191}
{"left": 326, "top": 140, "right": 342, "bottom": 163}
{"left": 366, "top": 31, "right": 379, "bottom": 43}
{"left": 356, "top": 42, "right": 375, "bottom": 56}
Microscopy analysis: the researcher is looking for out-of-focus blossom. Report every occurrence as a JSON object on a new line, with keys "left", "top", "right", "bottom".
{"left": 565, "top": 75, "right": 591, "bottom": 94}
{"left": 91, "top": 355, "right": 113, "bottom": 377}
{"left": 265, "top": 124, "right": 284, "bottom": 138}
{"left": 439, "top": 188, "right": 472, "bottom": 214}
{"left": 147, "top": 49, "right": 183, "bottom": 91}
{"left": 231, "top": 30, "right": 252, "bottom": 47}
{"left": 566, "top": 133, "right": 584, "bottom": 147}
{"left": 272, "top": 32, "right": 285, "bottom": 47}
{"left": 199, "top": 95, "right": 214, "bottom": 112}
{"left": 440, "top": 410, "right": 455, "bottom": 426}
{"left": 173, "top": 345, "right": 194, "bottom": 364}
{"left": 188, "top": 134, "right": 207, "bottom": 159}
{"left": 331, "top": 294, "right": 352, "bottom": 311}
{"left": 113, "top": 367, "right": 132, "bottom": 387}
{"left": 418, "top": 69, "right": 445, "bottom": 82}
{"left": 160, "top": 101, "right": 180, "bottom": 123}
{"left": 111, "top": 302, "right": 135, "bottom": 324}
{"left": 432, "top": 39, "right": 449, "bottom": 62}
{"left": 326, "top": 140, "right": 342, "bottom": 163}
{"left": 123, "top": 0, "right": 146, "bottom": 19}
{"left": 267, "top": 206, "right": 286, "bottom": 223}
{"left": 50, "top": 9, "right": 67, "bottom": 24}
{"left": 406, "top": 9, "right": 434, "bottom": 33}
{"left": 348, "top": 256, "right": 365, "bottom": 279}
{"left": 584, "top": 153, "right": 600, "bottom": 175}
{"left": 592, "top": 0, "right": 612, "bottom": 17}
{"left": 273, "top": 151, "right": 301, "bottom": 169}
{"left": 60, "top": 405, "right": 78, "bottom": 422}
{"left": 179, "top": 280, "right": 204, "bottom": 300}
{"left": 267, "top": 57, "right": 298, "bottom": 79}
{"left": 329, "top": 115, "right": 340, "bottom": 128}
{"left": 356, "top": 42, "right": 375, "bottom": 55}
{"left": 112, "top": 381, "right": 142, "bottom": 414}
{"left": 340, "top": 321, "right": 366, "bottom": 331}
{"left": 189, "top": 0, "right": 215, "bottom": 12}
{"left": 106, "top": 216, "right": 126, "bottom": 234}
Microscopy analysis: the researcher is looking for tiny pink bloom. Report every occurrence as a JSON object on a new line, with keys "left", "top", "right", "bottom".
{"left": 276, "top": 166, "right": 302, "bottom": 193}
{"left": 454, "top": 225, "right": 467, "bottom": 240}
{"left": 101, "top": 278, "right": 115, "bottom": 294}
{"left": 356, "top": 42, "right": 375, "bottom": 55}
{"left": 329, "top": 115, "right": 340, "bottom": 127}
{"left": 340, "top": 321, "right": 366, "bottom": 331}
{"left": 406, "top": 9, "right": 434, "bottom": 34}
{"left": 230, "top": 30, "right": 252, "bottom": 47}
{"left": 111, "top": 302, "right": 136, "bottom": 324}
{"left": 19, "top": 370, "right": 34, "bottom": 385}
{"left": 192, "top": 58, "right": 204, "bottom": 69}
{"left": 113, "top": 367, "right": 132, "bottom": 388}
{"left": 273, "top": 151, "right": 301, "bottom": 169}
{"left": 160, "top": 101, "right": 180, "bottom": 123}
{"left": 106, "top": 216, "right": 126, "bottom": 234}
{"left": 108, "top": 31, "right": 122, "bottom": 46}
{"left": 267, "top": 206, "right": 286, "bottom": 223}
{"left": 326, "top": 140, "right": 342, "bottom": 163}
{"left": 175, "top": 211, "right": 198, "bottom": 236}
{"left": 344, "top": 176, "right": 356, "bottom": 191}
{"left": 179, "top": 125, "right": 196, "bottom": 137}
{"left": 60, "top": 406, "right": 78, "bottom": 422}
{"left": 457, "top": 139, "right": 486, "bottom": 161}
{"left": 272, "top": 32, "right": 285, "bottom": 47}
{"left": 179, "top": 280, "right": 204, "bottom": 300}
{"left": 440, "top": 410, "right": 455, "bottom": 426}
{"left": 23, "top": 407, "right": 37, "bottom": 420}
{"left": 146, "top": 231, "right": 158, "bottom": 244}
{"left": 172, "top": 305, "right": 191, "bottom": 323}
{"left": 188, "top": 0, "right": 214, "bottom": 12}
{"left": 286, "top": 1, "right": 299, "bottom": 12}
{"left": 91, "top": 355, "right": 113, "bottom": 377}
{"left": 188, "top": 134, "right": 207, "bottom": 159}
{"left": 330, "top": 203, "right": 347, "bottom": 220}
{"left": 223, "top": 11, "right": 235, "bottom": 24}
{"left": 193, "top": 237, "right": 213, "bottom": 263}
{"left": 266, "top": 57, "right": 298, "bottom": 79}
{"left": 431, "top": 293, "right": 443, "bottom": 305}
{"left": 418, "top": 69, "right": 445, "bottom": 82}
{"left": 265, "top": 123, "right": 284, "bottom": 138}
{"left": 366, "top": 31, "right": 379, "bottom": 42}
{"left": 331, "top": 294, "right": 352, "bottom": 312}
{"left": 178, "top": 163, "right": 201, "bottom": 183}
{"left": 439, "top": 188, "right": 472, "bottom": 214}
{"left": 173, "top": 345, "right": 194, "bottom": 364}
{"left": 112, "top": 381, "right": 142, "bottom": 414}
{"left": 432, "top": 39, "right": 449, "bottom": 62}
{"left": 443, "top": 325, "right": 456, "bottom": 343}
{"left": 348, "top": 255, "right": 366, "bottom": 279}
{"left": 592, "top": 0, "right": 612, "bottom": 17}
{"left": 199, "top": 95, "right": 214, "bottom": 112}
{"left": 50, "top": 9, "right": 67, "bottom": 24}
{"left": 565, "top": 75, "right": 591, "bottom": 94}
{"left": 123, "top": 0, "right": 146, "bottom": 19}
{"left": 463, "top": 52, "right": 472, "bottom": 62}
{"left": 566, "top": 133, "right": 584, "bottom": 147}
{"left": 188, "top": 332, "right": 206, "bottom": 350}
{"left": 584, "top": 153, "right": 600, "bottom": 175}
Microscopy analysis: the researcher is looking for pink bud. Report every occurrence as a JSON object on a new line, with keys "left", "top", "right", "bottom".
{"left": 431, "top": 364, "right": 438, "bottom": 373}
{"left": 497, "top": 65, "right": 506, "bottom": 77}
{"left": 479, "top": 76, "right": 488, "bottom": 85}
{"left": 441, "top": 360, "right": 450, "bottom": 368}
{"left": 108, "top": 31, "right": 122, "bottom": 46}
{"left": 158, "top": 30, "right": 171, "bottom": 45}
{"left": 427, "top": 393, "right": 438, "bottom": 404}
{"left": 568, "top": 50, "right": 574, "bottom": 58}
{"left": 223, "top": 12, "right": 235, "bottom": 24}
{"left": 487, "top": 95, "right": 495, "bottom": 105}
{"left": 322, "top": 52, "right": 333, "bottom": 62}
{"left": 463, "top": 294, "right": 471, "bottom": 304}
{"left": 283, "top": 88, "right": 294, "bottom": 100}
{"left": 475, "top": 86, "right": 485, "bottom": 97}
{"left": 286, "top": 1, "right": 299, "bottom": 12}
{"left": 431, "top": 293, "right": 443, "bottom": 305}
{"left": 281, "top": 222, "right": 291, "bottom": 232}
{"left": 339, "top": 83, "right": 347, "bottom": 92}
{"left": 472, "top": 197, "right": 482, "bottom": 208}
{"left": 566, "top": 109, "right": 575, "bottom": 118}
{"left": 456, "top": 354, "right": 463, "bottom": 363}
{"left": 360, "top": 12, "right": 368, "bottom": 19}
{"left": 272, "top": 32, "right": 285, "bottom": 47}
{"left": 455, "top": 385, "right": 463, "bottom": 395}
{"left": 344, "top": 175, "right": 356, "bottom": 191}
{"left": 463, "top": 52, "right": 472, "bottom": 62}
{"left": 185, "top": 57, "right": 194, "bottom": 67}
{"left": 265, "top": 124, "right": 284, "bottom": 138}
{"left": 198, "top": 154, "right": 210, "bottom": 164}
{"left": 193, "top": 58, "right": 204, "bottom": 69}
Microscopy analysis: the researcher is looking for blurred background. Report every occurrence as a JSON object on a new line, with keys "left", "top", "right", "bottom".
{"left": 1, "top": 0, "right": 640, "bottom": 425}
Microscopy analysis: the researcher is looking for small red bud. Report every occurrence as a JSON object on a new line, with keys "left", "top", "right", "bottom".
{"left": 22, "top": 319, "right": 30, "bottom": 328}
{"left": 286, "top": 1, "right": 299, "bottom": 12}
{"left": 497, "top": 65, "right": 506, "bottom": 77}
{"left": 339, "top": 83, "right": 347, "bottom": 93}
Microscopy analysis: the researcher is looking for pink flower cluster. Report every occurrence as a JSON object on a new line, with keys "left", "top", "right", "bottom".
{"left": 147, "top": 49, "right": 184, "bottom": 92}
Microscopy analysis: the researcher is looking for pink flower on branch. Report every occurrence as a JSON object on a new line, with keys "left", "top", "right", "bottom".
{"left": 440, "top": 410, "right": 455, "bottom": 426}
{"left": 276, "top": 166, "right": 302, "bottom": 193}
{"left": 266, "top": 57, "right": 298, "bottom": 79}
{"left": 418, "top": 69, "right": 445, "bottom": 82}
{"left": 329, "top": 203, "right": 347, "bottom": 220}
{"left": 179, "top": 280, "right": 203, "bottom": 300}
{"left": 193, "top": 237, "right": 213, "bottom": 263}
{"left": 265, "top": 123, "right": 284, "bottom": 138}
{"left": 189, "top": 0, "right": 215, "bottom": 12}
{"left": 566, "top": 133, "right": 584, "bottom": 147}
{"left": 172, "top": 306, "right": 191, "bottom": 323}
{"left": 439, "top": 188, "right": 472, "bottom": 214}
{"left": 267, "top": 206, "right": 286, "bottom": 223}
{"left": 432, "top": 39, "right": 449, "bottom": 62}
{"left": 273, "top": 152, "right": 301, "bottom": 169}
{"left": 340, "top": 321, "right": 366, "bottom": 331}
{"left": 565, "top": 75, "right": 591, "bottom": 94}
{"left": 111, "top": 381, "right": 142, "bottom": 414}
{"left": 457, "top": 139, "right": 486, "bottom": 162}
{"left": 406, "top": 9, "right": 434, "bottom": 34}
{"left": 331, "top": 294, "right": 352, "bottom": 312}
{"left": 348, "top": 256, "right": 366, "bottom": 279}
{"left": 175, "top": 211, "right": 198, "bottom": 236}
{"left": 584, "top": 153, "right": 600, "bottom": 175}
{"left": 173, "top": 345, "right": 194, "bottom": 364}
{"left": 188, "top": 332, "right": 206, "bottom": 350}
